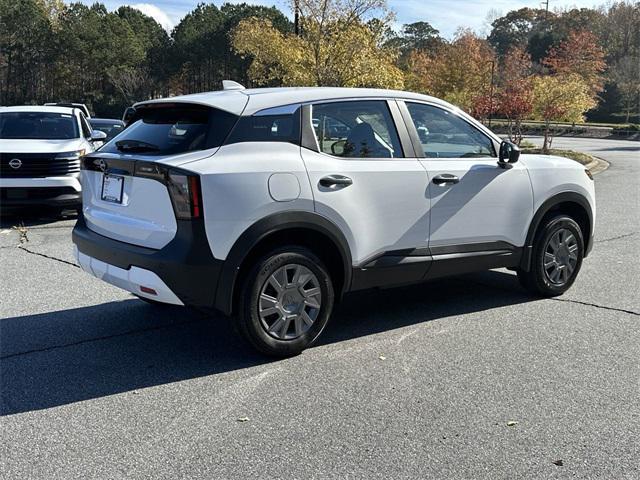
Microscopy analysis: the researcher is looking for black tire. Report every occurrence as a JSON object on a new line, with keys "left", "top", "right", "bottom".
{"left": 236, "top": 246, "right": 335, "bottom": 357}
{"left": 518, "top": 214, "right": 584, "bottom": 297}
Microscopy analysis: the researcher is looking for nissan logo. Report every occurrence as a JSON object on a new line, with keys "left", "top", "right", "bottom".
{"left": 8, "top": 158, "right": 22, "bottom": 169}
{"left": 94, "top": 158, "right": 107, "bottom": 172}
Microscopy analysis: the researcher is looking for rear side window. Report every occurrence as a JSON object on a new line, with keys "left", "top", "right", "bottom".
{"left": 225, "top": 108, "right": 301, "bottom": 145}
{"left": 311, "top": 101, "right": 403, "bottom": 158}
{"left": 100, "top": 104, "right": 237, "bottom": 156}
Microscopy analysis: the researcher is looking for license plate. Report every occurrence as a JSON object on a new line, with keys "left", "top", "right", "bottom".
{"left": 101, "top": 174, "right": 124, "bottom": 204}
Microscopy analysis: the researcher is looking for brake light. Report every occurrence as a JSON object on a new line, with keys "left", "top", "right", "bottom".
{"left": 167, "top": 171, "right": 202, "bottom": 219}
{"left": 188, "top": 176, "right": 201, "bottom": 217}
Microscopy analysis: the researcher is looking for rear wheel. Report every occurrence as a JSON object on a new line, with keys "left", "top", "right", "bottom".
{"left": 518, "top": 214, "right": 584, "bottom": 296}
{"left": 236, "top": 246, "right": 334, "bottom": 357}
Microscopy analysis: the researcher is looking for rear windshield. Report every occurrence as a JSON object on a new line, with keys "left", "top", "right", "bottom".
{"left": 99, "top": 104, "right": 237, "bottom": 156}
{"left": 0, "top": 112, "right": 79, "bottom": 140}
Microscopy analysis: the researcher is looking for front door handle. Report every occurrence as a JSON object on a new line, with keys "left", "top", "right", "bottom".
{"left": 432, "top": 174, "right": 459, "bottom": 186}
{"left": 320, "top": 175, "right": 353, "bottom": 188}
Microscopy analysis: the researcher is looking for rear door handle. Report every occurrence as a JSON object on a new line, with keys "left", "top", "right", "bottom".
{"left": 320, "top": 175, "right": 353, "bottom": 188}
{"left": 432, "top": 174, "right": 459, "bottom": 186}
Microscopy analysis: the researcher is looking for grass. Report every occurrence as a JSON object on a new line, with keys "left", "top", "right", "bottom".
{"left": 521, "top": 147, "right": 599, "bottom": 166}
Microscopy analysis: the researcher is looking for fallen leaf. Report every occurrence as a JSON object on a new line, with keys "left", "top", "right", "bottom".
{"left": 506, "top": 421, "right": 518, "bottom": 427}
{"left": 236, "top": 417, "right": 250, "bottom": 422}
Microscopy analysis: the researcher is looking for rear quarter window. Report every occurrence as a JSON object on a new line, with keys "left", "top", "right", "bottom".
{"left": 100, "top": 104, "right": 237, "bottom": 156}
{"left": 225, "top": 108, "right": 301, "bottom": 145}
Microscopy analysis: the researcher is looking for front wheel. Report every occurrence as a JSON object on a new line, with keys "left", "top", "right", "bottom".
{"left": 236, "top": 247, "right": 335, "bottom": 357}
{"left": 518, "top": 214, "right": 584, "bottom": 297}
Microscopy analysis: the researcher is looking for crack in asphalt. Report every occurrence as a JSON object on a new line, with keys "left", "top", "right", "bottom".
{"left": 551, "top": 297, "right": 639, "bottom": 316}
{"left": 464, "top": 277, "right": 639, "bottom": 316}
{"left": 17, "top": 245, "right": 80, "bottom": 268}
{"left": 595, "top": 232, "right": 638, "bottom": 243}
{"left": 0, "top": 316, "right": 208, "bottom": 361}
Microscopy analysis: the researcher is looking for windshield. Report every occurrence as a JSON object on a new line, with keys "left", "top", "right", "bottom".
{"left": 0, "top": 112, "right": 79, "bottom": 140}
{"left": 99, "top": 104, "right": 237, "bottom": 156}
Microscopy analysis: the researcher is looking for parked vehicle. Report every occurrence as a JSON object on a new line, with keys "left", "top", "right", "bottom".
{"left": 44, "top": 102, "right": 91, "bottom": 119}
{"left": 72, "top": 85, "right": 596, "bottom": 356}
{"left": 0, "top": 106, "right": 107, "bottom": 211}
{"left": 89, "top": 118, "right": 125, "bottom": 142}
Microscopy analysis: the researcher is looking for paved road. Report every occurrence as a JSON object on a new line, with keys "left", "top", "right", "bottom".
{"left": 1, "top": 137, "right": 638, "bottom": 479}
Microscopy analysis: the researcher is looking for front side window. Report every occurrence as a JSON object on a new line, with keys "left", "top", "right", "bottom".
{"left": 99, "top": 104, "right": 237, "bottom": 156}
{"left": 311, "top": 100, "right": 403, "bottom": 158}
{"left": 406, "top": 102, "right": 495, "bottom": 158}
{"left": 0, "top": 112, "right": 79, "bottom": 140}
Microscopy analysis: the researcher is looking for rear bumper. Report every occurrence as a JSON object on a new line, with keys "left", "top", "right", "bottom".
{"left": 72, "top": 215, "right": 223, "bottom": 308}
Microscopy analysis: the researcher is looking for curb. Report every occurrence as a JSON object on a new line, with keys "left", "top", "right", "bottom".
{"left": 585, "top": 157, "right": 610, "bottom": 175}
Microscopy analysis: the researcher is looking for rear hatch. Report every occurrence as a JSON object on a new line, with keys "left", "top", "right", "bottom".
{"left": 82, "top": 102, "right": 238, "bottom": 249}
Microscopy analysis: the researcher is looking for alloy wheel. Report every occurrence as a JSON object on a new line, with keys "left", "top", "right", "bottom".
{"left": 543, "top": 227, "right": 579, "bottom": 285}
{"left": 258, "top": 263, "right": 322, "bottom": 340}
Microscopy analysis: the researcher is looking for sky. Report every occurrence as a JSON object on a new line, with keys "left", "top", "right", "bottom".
{"left": 81, "top": 0, "right": 607, "bottom": 37}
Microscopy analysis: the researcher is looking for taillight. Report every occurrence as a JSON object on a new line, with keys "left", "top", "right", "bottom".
{"left": 167, "top": 171, "right": 202, "bottom": 219}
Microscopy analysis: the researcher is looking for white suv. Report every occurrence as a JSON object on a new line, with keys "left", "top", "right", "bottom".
{"left": 72, "top": 85, "right": 595, "bottom": 356}
{"left": 0, "top": 106, "right": 106, "bottom": 212}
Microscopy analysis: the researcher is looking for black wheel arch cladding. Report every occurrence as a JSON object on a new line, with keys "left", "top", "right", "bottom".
{"left": 520, "top": 191, "right": 593, "bottom": 272}
{"left": 214, "top": 210, "right": 352, "bottom": 316}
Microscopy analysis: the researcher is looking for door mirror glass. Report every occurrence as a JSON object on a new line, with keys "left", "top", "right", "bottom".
{"left": 499, "top": 140, "right": 520, "bottom": 165}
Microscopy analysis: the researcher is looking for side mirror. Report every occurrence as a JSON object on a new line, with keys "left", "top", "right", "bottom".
{"left": 122, "top": 106, "right": 136, "bottom": 126}
{"left": 90, "top": 130, "right": 108, "bottom": 142}
{"left": 498, "top": 140, "right": 520, "bottom": 168}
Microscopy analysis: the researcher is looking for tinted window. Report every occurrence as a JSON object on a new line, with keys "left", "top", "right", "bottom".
{"left": 99, "top": 104, "right": 237, "bottom": 156}
{"left": 0, "top": 112, "right": 79, "bottom": 140}
{"left": 406, "top": 103, "right": 495, "bottom": 158}
{"left": 311, "top": 101, "right": 403, "bottom": 158}
{"left": 89, "top": 120, "right": 124, "bottom": 141}
{"left": 226, "top": 109, "right": 300, "bottom": 145}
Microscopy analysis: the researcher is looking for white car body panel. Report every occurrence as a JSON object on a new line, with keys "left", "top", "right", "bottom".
{"left": 82, "top": 170, "right": 178, "bottom": 249}
{"left": 185, "top": 142, "right": 315, "bottom": 260}
{"left": 521, "top": 154, "right": 596, "bottom": 232}
{"left": 301, "top": 150, "right": 430, "bottom": 265}
{"left": 422, "top": 158, "right": 533, "bottom": 247}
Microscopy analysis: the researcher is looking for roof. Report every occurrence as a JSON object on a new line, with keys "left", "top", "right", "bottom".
{"left": 0, "top": 105, "right": 76, "bottom": 115}
{"left": 135, "top": 87, "right": 455, "bottom": 116}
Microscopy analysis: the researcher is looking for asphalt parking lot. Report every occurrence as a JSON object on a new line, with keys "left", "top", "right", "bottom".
{"left": 1, "top": 137, "right": 638, "bottom": 479}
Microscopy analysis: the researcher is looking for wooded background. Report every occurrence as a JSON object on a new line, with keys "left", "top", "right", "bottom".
{"left": 1, "top": 0, "right": 638, "bottom": 129}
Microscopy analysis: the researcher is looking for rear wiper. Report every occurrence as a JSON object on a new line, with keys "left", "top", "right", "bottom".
{"left": 115, "top": 139, "right": 160, "bottom": 152}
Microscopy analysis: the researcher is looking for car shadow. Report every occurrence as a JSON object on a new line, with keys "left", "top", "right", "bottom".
{"left": 0, "top": 206, "right": 78, "bottom": 228}
{"left": 1, "top": 269, "right": 533, "bottom": 416}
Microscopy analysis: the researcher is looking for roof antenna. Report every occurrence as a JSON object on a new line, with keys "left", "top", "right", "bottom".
{"left": 222, "top": 80, "right": 245, "bottom": 91}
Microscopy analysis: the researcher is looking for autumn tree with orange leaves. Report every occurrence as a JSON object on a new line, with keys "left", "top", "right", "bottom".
{"left": 543, "top": 30, "right": 606, "bottom": 97}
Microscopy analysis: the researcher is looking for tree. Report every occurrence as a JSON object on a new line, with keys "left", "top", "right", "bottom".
{"left": 543, "top": 30, "right": 606, "bottom": 97}
{"left": 414, "top": 29, "right": 496, "bottom": 112}
{"left": 497, "top": 46, "right": 533, "bottom": 145}
{"left": 231, "top": 0, "right": 403, "bottom": 88}
{"left": 531, "top": 74, "right": 597, "bottom": 151}
{"left": 487, "top": 8, "right": 549, "bottom": 57}
{"left": 610, "top": 55, "right": 640, "bottom": 123}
